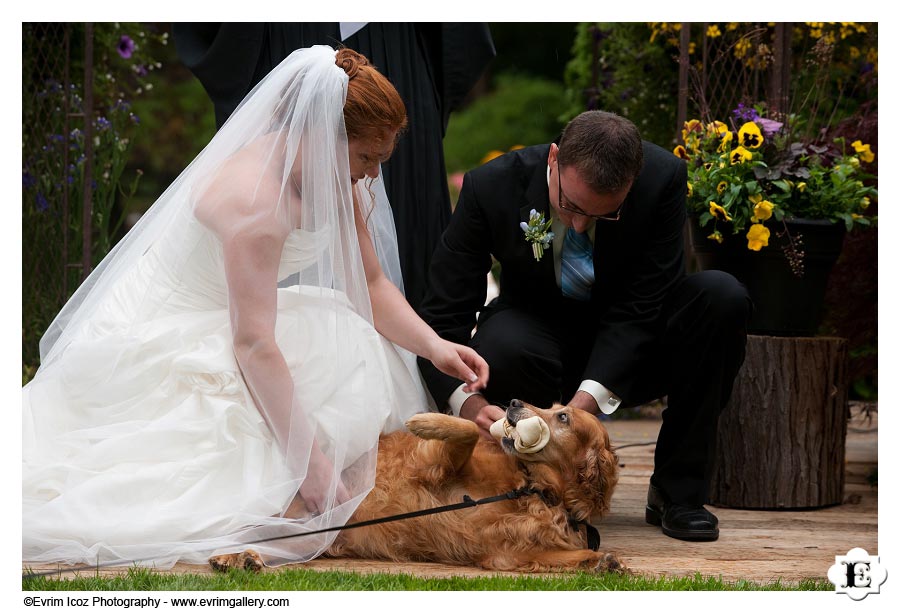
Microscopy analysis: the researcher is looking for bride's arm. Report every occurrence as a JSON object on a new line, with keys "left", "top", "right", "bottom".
{"left": 353, "top": 194, "right": 489, "bottom": 394}
{"left": 201, "top": 190, "right": 350, "bottom": 513}
{"left": 201, "top": 193, "right": 296, "bottom": 450}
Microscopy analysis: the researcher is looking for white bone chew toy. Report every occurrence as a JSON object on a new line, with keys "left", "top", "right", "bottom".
{"left": 489, "top": 415, "right": 550, "bottom": 453}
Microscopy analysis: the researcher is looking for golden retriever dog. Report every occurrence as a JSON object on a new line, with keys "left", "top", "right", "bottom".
{"left": 210, "top": 399, "right": 623, "bottom": 573}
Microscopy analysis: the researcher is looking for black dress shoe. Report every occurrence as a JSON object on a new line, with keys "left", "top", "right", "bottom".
{"left": 645, "top": 483, "right": 719, "bottom": 541}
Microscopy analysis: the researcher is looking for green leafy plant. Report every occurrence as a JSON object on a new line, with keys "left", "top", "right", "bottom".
{"left": 562, "top": 23, "right": 678, "bottom": 147}
{"left": 443, "top": 73, "right": 568, "bottom": 173}
{"left": 22, "top": 23, "right": 168, "bottom": 379}
{"left": 680, "top": 110, "right": 877, "bottom": 252}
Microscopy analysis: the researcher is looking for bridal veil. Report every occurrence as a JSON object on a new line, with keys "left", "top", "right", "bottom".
{"left": 23, "top": 45, "right": 427, "bottom": 568}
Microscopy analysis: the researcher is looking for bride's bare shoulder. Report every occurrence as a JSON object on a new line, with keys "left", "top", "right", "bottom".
{"left": 193, "top": 137, "right": 287, "bottom": 237}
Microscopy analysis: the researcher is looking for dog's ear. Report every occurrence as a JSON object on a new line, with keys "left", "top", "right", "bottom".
{"left": 564, "top": 447, "right": 619, "bottom": 521}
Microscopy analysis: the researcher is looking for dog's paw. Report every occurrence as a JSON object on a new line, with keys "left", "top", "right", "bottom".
{"left": 208, "top": 550, "right": 264, "bottom": 573}
{"left": 593, "top": 552, "right": 627, "bottom": 574}
{"left": 406, "top": 413, "right": 477, "bottom": 441}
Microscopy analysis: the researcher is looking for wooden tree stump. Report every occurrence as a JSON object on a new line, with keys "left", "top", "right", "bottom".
{"left": 709, "top": 335, "right": 849, "bottom": 509}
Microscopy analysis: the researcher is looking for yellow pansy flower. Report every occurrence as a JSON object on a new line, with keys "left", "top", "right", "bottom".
{"left": 753, "top": 200, "right": 774, "bottom": 221}
{"left": 687, "top": 182, "right": 693, "bottom": 197}
{"left": 480, "top": 150, "right": 505, "bottom": 165}
{"left": 717, "top": 130, "right": 734, "bottom": 153}
{"left": 738, "top": 122, "right": 764, "bottom": 149}
{"left": 748, "top": 193, "right": 762, "bottom": 204}
{"left": 861, "top": 197, "right": 870, "bottom": 209}
{"left": 706, "top": 121, "right": 728, "bottom": 137}
{"left": 682, "top": 119, "right": 702, "bottom": 143}
{"left": 734, "top": 38, "right": 752, "bottom": 60}
{"left": 709, "top": 201, "right": 732, "bottom": 222}
{"left": 730, "top": 146, "right": 752, "bottom": 165}
{"left": 746, "top": 224, "right": 771, "bottom": 251}
{"left": 673, "top": 145, "right": 689, "bottom": 160}
{"left": 707, "top": 25, "right": 722, "bottom": 38}
{"left": 851, "top": 140, "right": 875, "bottom": 163}
{"left": 708, "top": 231, "right": 724, "bottom": 244}
{"left": 717, "top": 181, "right": 728, "bottom": 194}
{"left": 797, "top": 182, "right": 807, "bottom": 192}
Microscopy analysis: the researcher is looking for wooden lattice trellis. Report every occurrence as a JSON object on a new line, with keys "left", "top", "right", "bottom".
{"left": 676, "top": 22, "right": 792, "bottom": 136}
{"left": 22, "top": 23, "right": 95, "bottom": 370}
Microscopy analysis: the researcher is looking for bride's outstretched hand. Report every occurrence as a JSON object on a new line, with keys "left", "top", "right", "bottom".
{"left": 427, "top": 338, "right": 489, "bottom": 394}
{"left": 299, "top": 440, "right": 352, "bottom": 516}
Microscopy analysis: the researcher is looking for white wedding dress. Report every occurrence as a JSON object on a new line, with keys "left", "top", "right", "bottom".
{"left": 22, "top": 202, "right": 431, "bottom": 568}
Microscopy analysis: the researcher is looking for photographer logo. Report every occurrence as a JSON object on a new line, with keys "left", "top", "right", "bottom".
{"left": 827, "top": 547, "right": 887, "bottom": 600}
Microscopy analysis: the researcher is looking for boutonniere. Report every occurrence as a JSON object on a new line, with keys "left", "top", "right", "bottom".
{"left": 520, "top": 209, "right": 554, "bottom": 261}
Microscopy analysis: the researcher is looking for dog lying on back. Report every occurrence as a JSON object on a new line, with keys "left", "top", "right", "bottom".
{"left": 210, "top": 399, "right": 624, "bottom": 573}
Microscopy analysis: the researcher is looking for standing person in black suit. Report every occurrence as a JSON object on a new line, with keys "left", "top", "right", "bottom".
{"left": 173, "top": 22, "right": 495, "bottom": 309}
{"left": 417, "top": 110, "right": 751, "bottom": 541}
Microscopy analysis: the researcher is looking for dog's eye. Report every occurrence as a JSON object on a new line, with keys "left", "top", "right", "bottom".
{"left": 557, "top": 413, "right": 569, "bottom": 424}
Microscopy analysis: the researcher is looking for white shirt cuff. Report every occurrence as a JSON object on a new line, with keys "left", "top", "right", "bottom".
{"left": 447, "top": 384, "right": 479, "bottom": 417}
{"left": 578, "top": 380, "right": 622, "bottom": 415}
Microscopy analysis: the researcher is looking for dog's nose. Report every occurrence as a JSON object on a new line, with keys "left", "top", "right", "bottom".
{"left": 509, "top": 399, "right": 524, "bottom": 409}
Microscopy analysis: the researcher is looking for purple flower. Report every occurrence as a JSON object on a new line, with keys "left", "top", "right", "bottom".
{"left": 756, "top": 117, "right": 784, "bottom": 137}
{"left": 129, "top": 113, "right": 140, "bottom": 125}
{"left": 36, "top": 192, "right": 49, "bottom": 212}
{"left": 732, "top": 103, "right": 760, "bottom": 124}
{"left": 23, "top": 172, "right": 36, "bottom": 189}
{"left": 117, "top": 35, "right": 135, "bottom": 59}
{"left": 96, "top": 117, "right": 111, "bottom": 131}
{"left": 135, "top": 64, "right": 148, "bottom": 77}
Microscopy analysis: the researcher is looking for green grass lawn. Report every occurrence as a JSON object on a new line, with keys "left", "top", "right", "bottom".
{"left": 22, "top": 566, "right": 832, "bottom": 591}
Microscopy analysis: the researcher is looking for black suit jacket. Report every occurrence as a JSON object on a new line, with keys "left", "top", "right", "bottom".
{"left": 418, "top": 142, "right": 687, "bottom": 407}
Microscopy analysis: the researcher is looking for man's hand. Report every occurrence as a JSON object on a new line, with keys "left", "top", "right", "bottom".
{"left": 566, "top": 390, "right": 600, "bottom": 414}
{"left": 459, "top": 394, "right": 506, "bottom": 441}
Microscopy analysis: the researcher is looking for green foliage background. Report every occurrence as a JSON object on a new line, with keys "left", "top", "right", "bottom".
{"left": 562, "top": 23, "right": 679, "bottom": 148}
{"left": 442, "top": 74, "right": 568, "bottom": 173}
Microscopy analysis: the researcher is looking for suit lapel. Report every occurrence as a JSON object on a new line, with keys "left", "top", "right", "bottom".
{"left": 518, "top": 152, "right": 556, "bottom": 284}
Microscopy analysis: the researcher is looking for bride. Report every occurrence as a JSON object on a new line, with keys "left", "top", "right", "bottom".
{"left": 22, "top": 46, "right": 488, "bottom": 569}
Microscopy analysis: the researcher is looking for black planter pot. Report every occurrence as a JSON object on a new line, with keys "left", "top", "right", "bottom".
{"left": 688, "top": 217, "right": 846, "bottom": 336}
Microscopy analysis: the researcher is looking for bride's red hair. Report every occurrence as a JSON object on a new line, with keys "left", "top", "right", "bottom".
{"left": 336, "top": 48, "right": 407, "bottom": 143}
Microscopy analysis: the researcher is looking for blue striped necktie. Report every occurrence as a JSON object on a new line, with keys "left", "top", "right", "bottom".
{"left": 561, "top": 228, "right": 594, "bottom": 301}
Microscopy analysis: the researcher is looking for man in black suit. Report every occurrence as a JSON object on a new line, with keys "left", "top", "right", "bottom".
{"left": 418, "top": 111, "right": 751, "bottom": 541}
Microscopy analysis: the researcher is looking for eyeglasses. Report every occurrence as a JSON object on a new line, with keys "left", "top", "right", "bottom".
{"left": 556, "top": 160, "right": 623, "bottom": 222}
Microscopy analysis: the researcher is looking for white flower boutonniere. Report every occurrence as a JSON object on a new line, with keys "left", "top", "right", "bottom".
{"left": 520, "top": 209, "right": 554, "bottom": 262}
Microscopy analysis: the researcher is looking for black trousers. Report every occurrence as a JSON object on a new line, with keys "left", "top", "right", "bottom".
{"left": 470, "top": 270, "right": 751, "bottom": 506}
